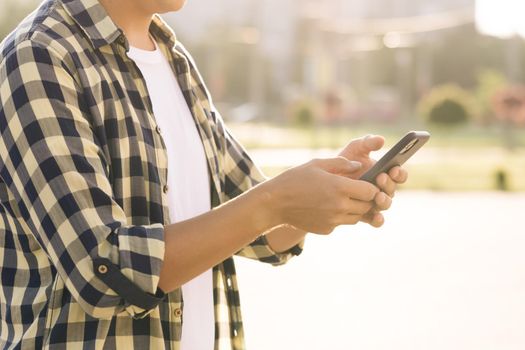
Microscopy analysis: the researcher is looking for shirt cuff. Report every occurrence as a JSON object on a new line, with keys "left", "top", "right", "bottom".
{"left": 256, "top": 234, "right": 305, "bottom": 266}
{"left": 93, "top": 257, "right": 166, "bottom": 317}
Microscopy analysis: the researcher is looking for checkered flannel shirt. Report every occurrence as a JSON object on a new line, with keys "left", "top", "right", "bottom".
{"left": 0, "top": 0, "right": 304, "bottom": 348}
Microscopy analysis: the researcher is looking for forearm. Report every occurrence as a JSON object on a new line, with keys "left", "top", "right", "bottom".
{"left": 157, "top": 156, "right": 378, "bottom": 293}
{"left": 264, "top": 224, "right": 307, "bottom": 253}
{"left": 158, "top": 182, "right": 279, "bottom": 293}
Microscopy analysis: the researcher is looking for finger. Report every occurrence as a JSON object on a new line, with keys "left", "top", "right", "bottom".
{"left": 388, "top": 166, "right": 408, "bottom": 184}
{"left": 337, "top": 214, "right": 362, "bottom": 226}
{"left": 375, "top": 173, "right": 397, "bottom": 197}
{"left": 335, "top": 176, "right": 379, "bottom": 202}
{"left": 350, "top": 135, "right": 385, "bottom": 155}
{"left": 360, "top": 211, "right": 384, "bottom": 228}
{"left": 363, "top": 134, "right": 385, "bottom": 152}
{"left": 370, "top": 212, "right": 385, "bottom": 228}
{"left": 374, "top": 192, "right": 392, "bottom": 211}
{"left": 339, "top": 134, "right": 385, "bottom": 158}
{"left": 344, "top": 198, "right": 374, "bottom": 215}
{"left": 315, "top": 157, "right": 362, "bottom": 175}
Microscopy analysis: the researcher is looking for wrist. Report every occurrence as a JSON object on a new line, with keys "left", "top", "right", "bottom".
{"left": 248, "top": 179, "right": 284, "bottom": 233}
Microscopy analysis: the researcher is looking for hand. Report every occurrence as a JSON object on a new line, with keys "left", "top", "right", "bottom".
{"left": 262, "top": 157, "right": 379, "bottom": 235}
{"left": 337, "top": 134, "right": 385, "bottom": 180}
{"left": 337, "top": 135, "right": 409, "bottom": 227}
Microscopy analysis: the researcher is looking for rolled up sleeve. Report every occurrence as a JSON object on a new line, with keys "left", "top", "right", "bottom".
{"left": 0, "top": 39, "right": 165, "bottom": 319}
{"left": 235, "top": 233, "right": 304, "bottom": 266}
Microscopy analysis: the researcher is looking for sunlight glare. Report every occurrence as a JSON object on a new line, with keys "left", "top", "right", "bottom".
{"left": 476, "top": 0, "right": 525, "bottom": 38}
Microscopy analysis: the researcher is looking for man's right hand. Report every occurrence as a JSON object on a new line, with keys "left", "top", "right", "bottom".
{"left": 260, "top": 157, "right": 380, "bottom": 235}
{"left": 159, "top": 157, "right": 382, "bottom": 292}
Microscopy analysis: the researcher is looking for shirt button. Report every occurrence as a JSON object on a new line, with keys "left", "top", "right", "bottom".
{"left": 156, "top": 125, "right": 162, "bottom": 134}
{"left": 174, "top": 308, "right": 182, "bottom": 317}
{"left": 163, "top": 184, "right": 169, "bottom": 193}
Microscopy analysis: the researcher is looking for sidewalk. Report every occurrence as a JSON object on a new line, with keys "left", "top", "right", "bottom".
{"left": 236, "top": 191, "right": 525, "bottom": 350}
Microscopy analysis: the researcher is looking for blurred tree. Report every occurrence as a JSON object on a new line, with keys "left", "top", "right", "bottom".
{"left": 289, "top": 99, "right": 315, "bottom": 128}
{"left": 0, "top": 0, "right": 39, "bottom": 41}
{"left": 430, "top": 24, "right": 512, "bottom": 89}
{"left": 491, "top": 85, "right": 525, "bottom": 126}
{"left": 475, "top": 69, "right": 508, "bottom": 124}
{"left": 418, "top": 84, "right": 476, "bottom": 126}
{"left": 491, "top": 84, "right": 525, "bottom": 149}
{"left": 287, "top": 98, "right": 319, "bottom": 148}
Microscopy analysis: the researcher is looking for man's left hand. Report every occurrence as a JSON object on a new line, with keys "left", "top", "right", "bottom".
{"left": 337, "top": 134, "right": 409, "bottom": 227}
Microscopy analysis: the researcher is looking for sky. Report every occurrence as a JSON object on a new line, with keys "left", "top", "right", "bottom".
{"left": 476, "top": 0, "right": 525, "bottom": 38}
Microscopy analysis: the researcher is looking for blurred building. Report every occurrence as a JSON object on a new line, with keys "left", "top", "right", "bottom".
{"left": 166, "top": 0, "right": 477, "bottom": 123}
{"left": 168, "top": 0, "right": 475, "bottom": 54}
{"left": 0, "top": 0, "right": 519, "bottom": 125}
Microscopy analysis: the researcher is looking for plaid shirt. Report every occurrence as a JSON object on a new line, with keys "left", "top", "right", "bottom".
{"left": 0, "top": 0, "right": 304, "bottom": 348}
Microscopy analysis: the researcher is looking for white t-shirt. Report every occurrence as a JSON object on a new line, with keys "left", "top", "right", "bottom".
{"left": 127, "top": 40, "right": 214, "bottom": 350}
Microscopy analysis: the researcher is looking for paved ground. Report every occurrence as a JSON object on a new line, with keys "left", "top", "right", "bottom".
{"left": 235, "top": 191, "right": 525, "bottom": 350}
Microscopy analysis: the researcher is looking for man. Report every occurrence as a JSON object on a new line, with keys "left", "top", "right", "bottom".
{"left": 0, "top": 0, "right": 407, "bottom": 349}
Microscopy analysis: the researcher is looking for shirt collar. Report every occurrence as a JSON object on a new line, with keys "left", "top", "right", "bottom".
{"left": 149, "top": 15, "right": 177, "bottom": 50}
{"left": 60, "top": 0, "right": 177, "bottom": 50}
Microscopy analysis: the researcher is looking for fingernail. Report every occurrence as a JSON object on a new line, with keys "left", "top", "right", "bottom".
{"left": 391, "top": 168, "right": 399, "bottom": 178}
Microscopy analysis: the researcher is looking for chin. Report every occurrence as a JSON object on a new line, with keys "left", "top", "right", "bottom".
{"left": 159, "top": 0, "right": 187, "bottom": 12}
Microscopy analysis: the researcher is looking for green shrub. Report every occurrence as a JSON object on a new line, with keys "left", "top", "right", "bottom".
{"left": 295, "top": 105, "right": 314, "bottom": 127}
{"left": 418, "top": 84, "right": 476, "bottom": 126}
{"left": 289, "top": 100, "right": 316, "bottom": 128}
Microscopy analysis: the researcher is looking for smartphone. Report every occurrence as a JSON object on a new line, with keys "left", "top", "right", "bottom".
{"left": 359, "top": 131, "right": 430, "bottom": 184}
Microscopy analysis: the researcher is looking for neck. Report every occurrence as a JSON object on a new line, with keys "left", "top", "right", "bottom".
{"left": 99, "top": 0, "right": 155, "bottom": 50}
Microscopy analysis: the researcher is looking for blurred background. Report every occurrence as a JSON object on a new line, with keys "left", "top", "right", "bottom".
{"left": 3, "top": 0, "right": 524, "bottom": 190}
{"left": 2, "top": 1, "right": 525, "bottom": 349}
{"left": 165, "top": 0, "right": 525, "bottom": 192}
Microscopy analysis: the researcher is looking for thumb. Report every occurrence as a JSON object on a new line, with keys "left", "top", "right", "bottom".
{"left": 339, "top": 134, "right": 385, "bottom": 158}
{"left": 363, "top": 134, "right": 385, "bottom": 152}
{"left": 315, "top": 157, "right": 362, "bottom": 175}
